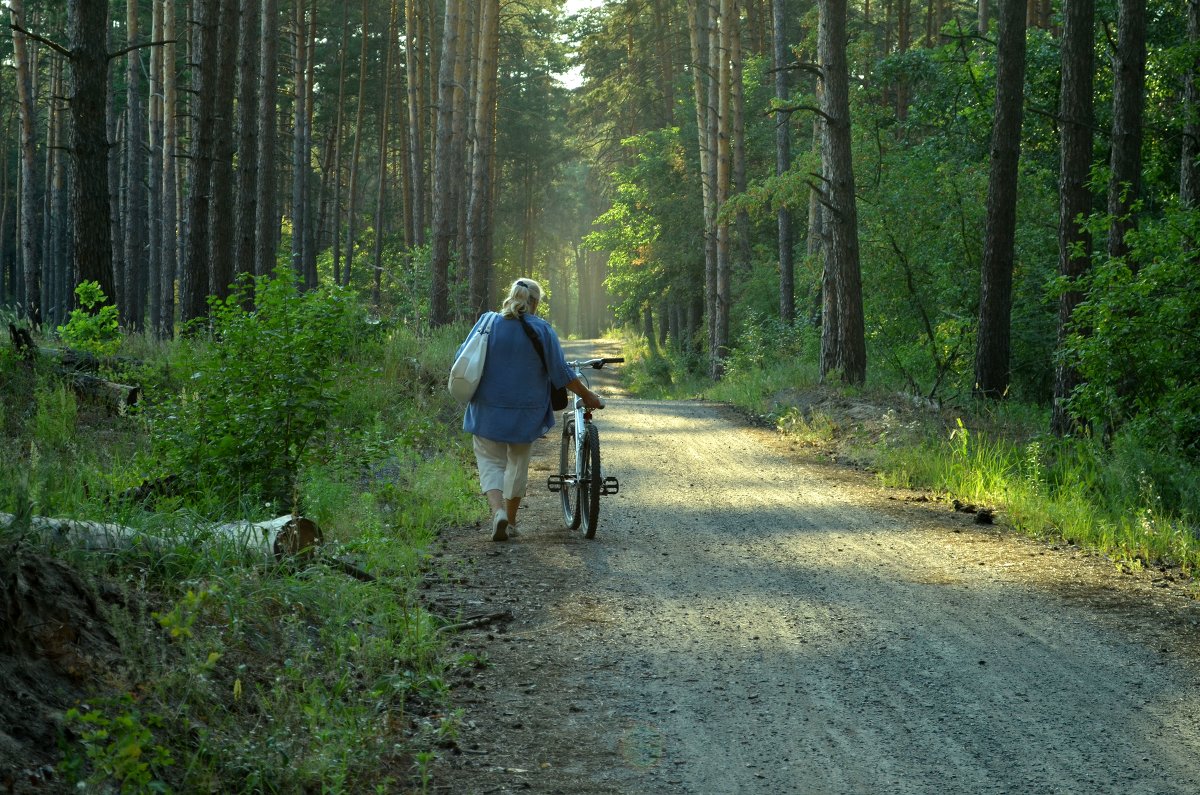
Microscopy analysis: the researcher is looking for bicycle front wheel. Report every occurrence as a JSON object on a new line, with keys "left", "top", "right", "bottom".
{"left": 560, "top": 419, "right": 582, "bottom": 529}
{"left": 580, "top": 423, "right": 602, "bottom": 538}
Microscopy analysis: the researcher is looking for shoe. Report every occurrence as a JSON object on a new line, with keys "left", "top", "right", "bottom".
{"left": 491, "top": 509, "right": 509, "bottom": 542}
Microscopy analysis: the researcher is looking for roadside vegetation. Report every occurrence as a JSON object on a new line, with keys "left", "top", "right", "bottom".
{"left": 0, "top": 270, "right": 480, "bottom": 792}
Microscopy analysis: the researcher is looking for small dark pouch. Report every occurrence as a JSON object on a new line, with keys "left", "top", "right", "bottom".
{"left": 518, "top": 313, "right": 570, "bottom": 411}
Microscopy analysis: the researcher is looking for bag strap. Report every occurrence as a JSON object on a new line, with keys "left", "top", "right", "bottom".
{"left": 517, "top": 313, "right": 550, "bottom": 375}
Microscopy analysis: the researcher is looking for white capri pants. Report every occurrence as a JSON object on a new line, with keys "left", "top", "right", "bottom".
{"left": 473, "top": 436, "right": 533, "bottom": 500}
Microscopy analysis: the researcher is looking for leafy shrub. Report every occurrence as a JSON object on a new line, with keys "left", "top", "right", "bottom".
{"left": 57, "top": 281, "right": 121, "bottom": 356}
{"left": 1066, "top": 205, "right": 1200, "bottom": 466}
{"left": 149, "top": 267, "right": 363, "bottom": 507}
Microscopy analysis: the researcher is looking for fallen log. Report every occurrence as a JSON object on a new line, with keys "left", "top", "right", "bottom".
{"left": 0, "top": 513, "right": 322, "bottom": 562}
{"left": 68, "top": 372, "right": 140, "bottom": 411}
{"left": 40, "top": 347, "right": 142, "bottom": 373}
{"left": 7, "top": 326, "right": 141, "bottom": 413}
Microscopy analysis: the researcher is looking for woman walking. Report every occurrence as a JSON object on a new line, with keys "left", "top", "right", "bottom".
{"left": 458, "top": 278, "right": 605, "bottom": 541}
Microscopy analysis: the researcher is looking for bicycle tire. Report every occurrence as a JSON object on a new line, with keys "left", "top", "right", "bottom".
{"left": 580, "top": 423, "right": 602, "bottom": 538}
{"left": 560, "top": 419, "right": 582, "bottom": 529}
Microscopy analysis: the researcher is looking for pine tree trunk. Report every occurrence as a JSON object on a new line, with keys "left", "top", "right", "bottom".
{"left": 47, "top": 60, "right": 71, "bottom": 326}
{"left": 329, "top": 2, "right": 349, "bottom": 282}
{"left": 110, "top": 101, "right": 124, "bottom": 313}
{"left": 148, "top": 0, "right": 165, "bottom": 335}
{"left": 713, "top": 0, "right": 734, "bottom": 379}
{"left": 773, "top": 0, "right": 794, "bottom": 325}
{"left": 161, "top": 0, "right": 179, "bottom": 335}
{"left": 301, "top": 0, "right": 317, "bottom": 288}
{"left": 1051, "top": 0, "right": 1095, "bottom": 435}
{"left": 254, "top": 0, "right": 280, "bottom": 278}
{"left": 69, "top": 0, "right": 116, "bottom": 307}
{"left": 11, "top": 0, "right": 42, "bottom": 323}
{"left": 430, "top": 0, "right": 464, "bottom": 326}
{"left": 1107, "top": 0, "right": 1145, "bottom": 264}
{"left": 234, "top": 0, "right": 261, "bottom": 285}
{"left": 818, "top": 0, "right": 866, "bottom": 385}
{"left": 290, "top": 1, "right": 309, "bottom": 283}
{"left": 182, "top": 0, "right": 219, "bottom": 324}
{"left": 731, "top": 0, "right": 751, "bottom": 278}
{"left": 974, "top": 0, "right": 1026, "bottom": 399}
{"left": 466, "top": 0, "right": 499, "bottom": 317}
{"left": 449, "top": 1, "right": 471, "bottom": 314}
{"left": 372, "top": 0, "right": 400, "bottom": 309}
{"left": 344, "top": 0, "right": 370, "bottom": 287}
{"left": 209, "top": 0, "right": 238, "bottom": 300}
{"left": 405, "top": 0, "right": 427, "bottom": 248}
{"left": 1182, "top": 0, "right": 1200, "bottom": 207}
{"left": 125, "top": 0, "right": 147, "bottom": 330}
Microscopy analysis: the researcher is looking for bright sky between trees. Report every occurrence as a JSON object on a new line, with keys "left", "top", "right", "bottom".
{"left": 558, "top": 0, "right": 605, "bottom": 89}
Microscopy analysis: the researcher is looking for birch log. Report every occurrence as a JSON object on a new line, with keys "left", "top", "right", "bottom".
{"left": 0, "top": 513, "right": 322, "bottom": 561}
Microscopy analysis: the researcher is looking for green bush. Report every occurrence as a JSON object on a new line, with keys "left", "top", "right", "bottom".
{"left": 57, "top": 281, "right": 121, "bottom": 356}
{"left": 149, "top": 268, "right": 363, "bottom": 507}
{"left": 1067, "top": 205, "right": 1200, "bottom": 468}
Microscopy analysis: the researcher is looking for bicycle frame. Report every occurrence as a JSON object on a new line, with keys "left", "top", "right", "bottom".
{"left": 547, "top": 357, "right": 621, "bottom": 506}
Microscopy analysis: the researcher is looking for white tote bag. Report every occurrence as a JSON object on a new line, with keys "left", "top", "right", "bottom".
{"left": 448, "top": 312, "right": 498, "bottom": 404}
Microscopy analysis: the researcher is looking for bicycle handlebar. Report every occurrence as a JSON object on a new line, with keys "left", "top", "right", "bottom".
{"left": 566, "top": 357, "right": 625, "bottom": 369}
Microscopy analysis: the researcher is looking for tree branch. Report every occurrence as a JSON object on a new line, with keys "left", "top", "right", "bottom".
{"left": 108, "top": 39, "right": 177, "bottom": 62}
{"left": 7, "top": 22, "right": 70, "bottom": 58}
{"left": 766, "top": 103, "right": 833, "bottom": 123}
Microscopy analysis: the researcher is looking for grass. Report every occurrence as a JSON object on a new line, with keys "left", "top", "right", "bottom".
{"left": 617, "top": 328, "right": 1200, "bottom": 583}
{"left": 1, "top": 315, "right": 483, "bottom": 792}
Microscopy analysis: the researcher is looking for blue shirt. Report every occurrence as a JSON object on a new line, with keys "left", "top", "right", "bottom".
{"left": 458, "top": 312, "right": 575, "bottom": 444}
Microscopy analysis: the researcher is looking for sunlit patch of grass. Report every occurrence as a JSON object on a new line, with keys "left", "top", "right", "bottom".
{"left": 875, "top": 415, "right": 1200, "bottom": 575}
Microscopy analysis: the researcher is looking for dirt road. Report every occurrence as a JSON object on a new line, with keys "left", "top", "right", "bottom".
{"left": 430, "top": 341, "right": 1200, "bottom": 794}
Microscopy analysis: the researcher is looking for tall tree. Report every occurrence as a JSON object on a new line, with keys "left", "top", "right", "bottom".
{"left": 10, "top": 0, "right": 42, "bottom": 323}
{"left": 466, "top": 0, "right": 500, "bottom": 316}
{"left": 148, "top": 0, "right": 165, "bottom": 334}
{"left": 1182, "top": 0, "right": 1200, "bottom": 207}
{"left": 125, "top": 0, "right": 147, "bottom": 329}
{"left": 234, "top": 0, "right": 262, "bottom": 284}
{"left": 773, "top": 0, "right": 794, "bottom": 325}
{"left": 405, "top": 0, "right": 428, "bottom": 247}
{"left": 290, "top": 0, "right": 311, "bottom": 285}
{"left": 1183, "top": 0, "right": 1200, "bottom": 207}
{"left": 371, "top": 0, "right": 400, "bottom": 308}
{"left": 685, "top": 0, "right": 718, "bottom": 362}
{"left": 1106, "top": 0, "right": 1145, "bottom": 264}
{"left": 343, "top": 0, "right": 370, "bottom": 286}
{"left": 254, "top": 0, "right": 280, "bottom": 278}
{"left": 973, "top": 0, "right": 1026, "bottom": 399}
{"left": 817, "top": 0, "right": 866, "bottom": 384}
{"left": 328, "top": 1, "right": 349, "bottom": 279}
{"left": 182, "top": 0, "right": 218, "bottom": 324}
{"left": 160, "top": 0, "right": 178, "bottom": 335}
{"left": 1051, "top": 0, "right": 1095, "bottom": 434}
{"left": 207, "top": 0, "right": 238, "bottom": 300}
{"left": 429, "top": 0, "right": 466, "bottom": 325}
{"left": 69, "top": 0, "right": 116, "bottom": 305}
{"left": 713, "top": 0, "right": 735, "bottom": 377}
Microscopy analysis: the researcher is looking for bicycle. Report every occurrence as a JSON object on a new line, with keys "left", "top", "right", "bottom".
{"left": 546, "top": 356, "right": 623, "bottom": 538}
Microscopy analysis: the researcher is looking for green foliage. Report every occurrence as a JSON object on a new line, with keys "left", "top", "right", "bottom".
{"left": 61, "top": 694, "right": 175, "bottom": 792}
{"left": 148, "top": 267, "right": 363, "bottom": 507}
{"left": 722, "top": 312, "right": 809, "bottom": 378}
{"left": 1066, "top": 205, "right": 1200, "bottom": 474}
{"left": 58, "top": 281, "right": 121, "bottom": 357}
{"left": 32, "top": 380, "right": 78, "bottom": 451}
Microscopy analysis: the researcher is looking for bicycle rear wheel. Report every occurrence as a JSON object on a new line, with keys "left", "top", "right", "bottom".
{"left": 579, "top": 423, "right": 602, "bottom": 538}
{"left": 559, "top": 419, "right": 582, "bottom": 529}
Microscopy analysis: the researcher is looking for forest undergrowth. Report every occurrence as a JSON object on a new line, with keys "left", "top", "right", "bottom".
{"left": 0, "top": 271, "right": 481, "bottom": 793}
{"left": 618, "top": 327, "right": 1200, "bottom": 588}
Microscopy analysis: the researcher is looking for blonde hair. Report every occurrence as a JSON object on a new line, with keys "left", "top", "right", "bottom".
{"left": 501, "top": 278, "right": 542, "bottom": 319}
